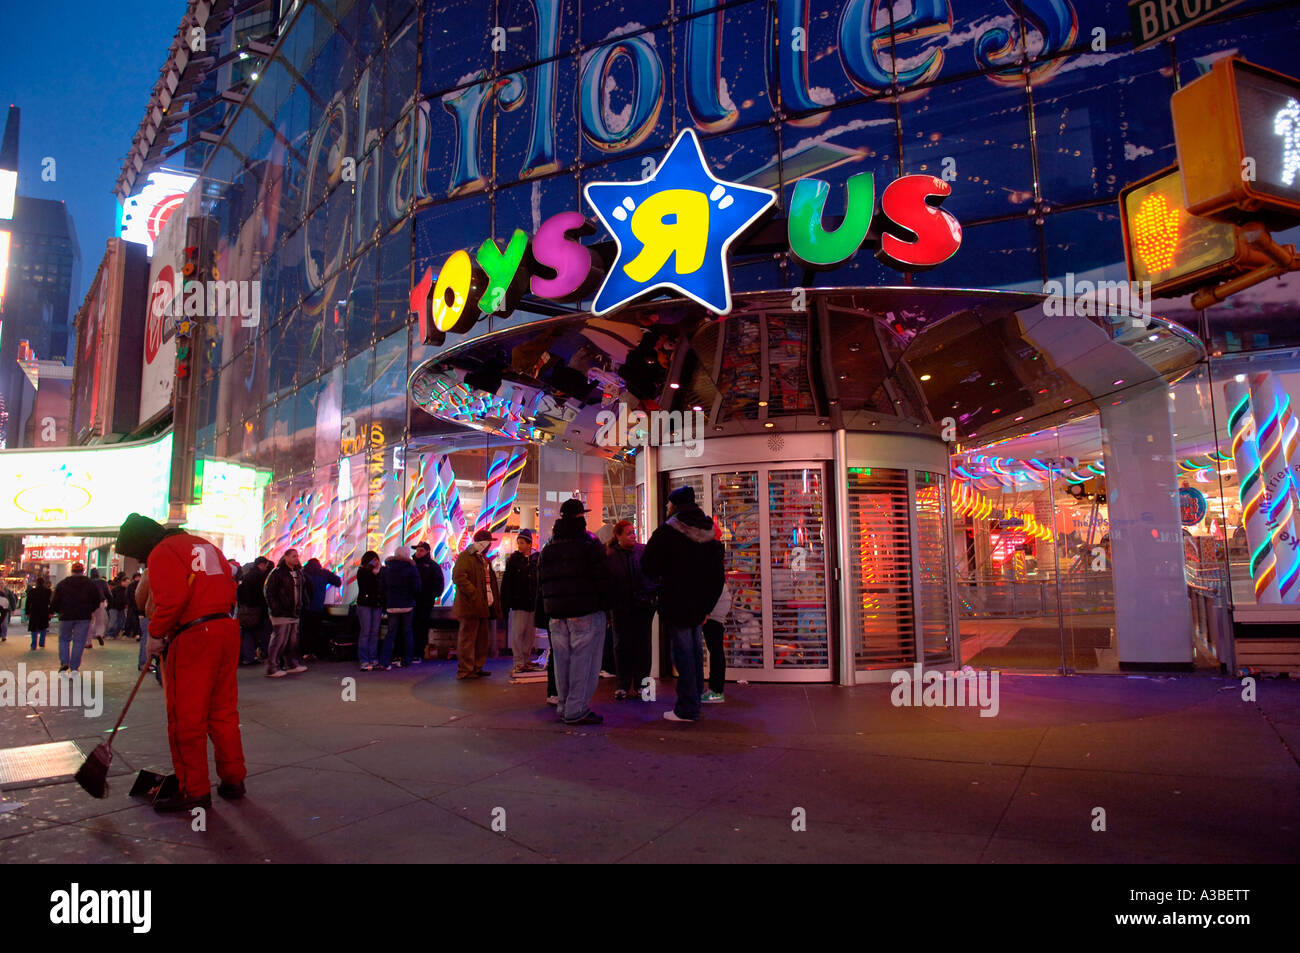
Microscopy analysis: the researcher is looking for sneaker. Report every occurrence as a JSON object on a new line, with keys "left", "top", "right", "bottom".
{"left": 701, "top": 691, "right": 725, "bottom": 704}
{"left": 287, "top": 664, "right": 307, "bottom": 674}
{"left": 360, "top": 664, "right": 373, "bottom": 672}
{"left": 663, "top": 711, "right": 697, "bottom": 723}
{"left": 546, "top": 695, "right": 559, "bottom": 706}
{"left": 564, "top": 711, "right": 604, "bottom": 726}
{"left": 59, "top": 665, "right": 69, "bottom": 673}
{"left": 599, "top": 670, "right": 616, "bottom": 679}
{"left": 381, "top": 665, "right": 393, "bottom": 671}
{"left": 613, "top": 689, "right": 628, "bottom": 700}
{"left": 154, "top": 791, "right": 212, "bottom": 814}
{"left": 391, "top": 660, "right": 402, "bottom": 669}
{"left": 266, "top": 669, "right": 287, "bottom": 678}
{"left": 473, "top": 668, "right": 491, "bottom": 677}
{"left": 411, "top": 657, "right": 423, "bottom": 665}
{"left": 217, "top": 780, "right": 246, "bottom": 800}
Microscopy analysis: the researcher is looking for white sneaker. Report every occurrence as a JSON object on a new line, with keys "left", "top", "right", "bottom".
{"left": 599, "top": 670, "right": 615, "bottom": 679}
{"left": 266, "top": 670, "right": 287, "bottom": 678}
{"left": 546, "top": 695, "right": 559, "bottom": 706}
{"left": 287, "top": 664, "right": 307, "bottom": 674}
{"left": 663, "top": 711, "right": 697, "bottom": 723}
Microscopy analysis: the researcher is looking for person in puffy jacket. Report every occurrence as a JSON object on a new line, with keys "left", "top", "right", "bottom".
{"left": 452, "top": 530, "right": 501, "bottom": 680}
{"left": 264, "top": 550, "right": 312, "bottom": 678}
{"left": 411, "top": 542, "right": 446, "bottom": 665}
{"left": 537, "top": 499, "right": 611, "bottom": 725}
{"left": 642, "top": 485, "right": 725, "bottom": 724}
{"left": 606, "top": 520, "right": 656, "bottom": 700}
{"left": 115, "top": 511, "right": 247, "bottom": 814}
{"left": 300, "top": 557, "right": 342, "bottom": 660}
{"left": 25, "top": 576, "right": 53, "bottom": 651}
{"left": 51, "top": 563, "right": 101, "bottom": 672}
{"left": 379, "top": 549, "right": 421, "bottom": 670}
{"left": 500, "top": 529, "right": 541, "bottom": 674}
{"left": 354, "top": 551, "right": 383, "bottom": 671}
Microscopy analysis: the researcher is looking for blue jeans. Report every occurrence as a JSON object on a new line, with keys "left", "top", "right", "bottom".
{"left": 30, "top": 628, "right": 47, "bottom": 649}
{"left": 380, "top": 610, "right": 413, "bottom": 667}
{"left": 666, "top": 622, "right": 705, "bottom": 720}
{"left": 106, "top": 608, "right": 124, "bottom": 638}
{"left": 357, "top": 606, "right": 382, "bottom": 666}
{"left": 549, "top": 612, "right": 606, "bottom": 723}
{"left": 59, "top": 620, "right": 91, "bottom": 670}
{"left": 138, "top": 617, "right": 151, "bottom": 670}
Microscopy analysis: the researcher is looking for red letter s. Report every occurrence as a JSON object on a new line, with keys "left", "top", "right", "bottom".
{"left": 876, "top": 175, "right": 962, "bottom": 270}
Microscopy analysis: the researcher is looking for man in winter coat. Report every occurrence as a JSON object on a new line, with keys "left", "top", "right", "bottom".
{"left": 263, "top": 549, "right": 312, "bottom": 678}
{"left": 641, "top": 485, "right": 725, "bottom": 723}
{"left": 411, "top": 541, "right": 445, "bottom": 664}
{"left": 300, "top": 557, "right": 342, "bottom": 659}
{"left": 115, "top": 512, "right": 247, "bottom": 814}
{"left": 50, "top": 563, "right": 100, "bottom": 672}
{"left": 606, "top": 520, "right": 656, "bottom": 700}
{"left": 537, "top": 499, "right": 612, "bottom": 724}
{"left": 500, "top": 529, "right": 541, "bottom": 674}
{"left": 236, "top": 557, "right": 272, "bottom": 664}
{"left": 452, "top": 529, "right": 501, "bottom": 680}
{"left": 106, "top": 573, "right": 128, "bottom": 639}
{"left": 378, "top": 549, "right": 421, "bottom": 670}
{"left": 25, "top": 577, "right": 53, "bottom": 650}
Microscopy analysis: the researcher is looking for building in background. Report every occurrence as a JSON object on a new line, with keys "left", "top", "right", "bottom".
{"left": 0, "top": 105, "right": 81, "bottom": 450}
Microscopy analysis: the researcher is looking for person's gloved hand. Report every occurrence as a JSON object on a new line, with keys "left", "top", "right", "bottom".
{"left": 146, "top": 635, "right": 167, "bottom": 659}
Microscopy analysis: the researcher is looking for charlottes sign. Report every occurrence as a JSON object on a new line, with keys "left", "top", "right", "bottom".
{"left": 409, "top": 129, "right": 961, "bottom": 345}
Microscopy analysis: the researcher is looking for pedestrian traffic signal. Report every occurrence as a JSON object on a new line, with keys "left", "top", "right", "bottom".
{"left": 1172, "top": 58, "right": 1300, "bottom": 228}
{"left": 1119, "top": 165, "right": 1242, "bottom": 297}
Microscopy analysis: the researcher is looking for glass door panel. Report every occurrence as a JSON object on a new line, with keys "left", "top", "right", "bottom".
{"left": 768, "top": 467, "right": 830, "bottom": 668}
{"left": 848, "top": 467, "right": 915, "bottom": 668}
{"left": 712, "top": 470, "right": 764, "bottom": 669}
{"left": 915, "top": 470, "right": 954, "bottom": 663}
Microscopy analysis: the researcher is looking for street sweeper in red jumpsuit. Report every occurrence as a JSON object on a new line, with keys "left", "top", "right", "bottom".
{"left": 116, "top": 513, "right": 247, "bottom": 813}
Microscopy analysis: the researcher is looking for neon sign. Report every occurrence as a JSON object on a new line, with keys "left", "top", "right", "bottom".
{"left": 119, "top": 172, "right": 196, "bottom": 256}
{"left": 410, "top": 128, "right": 962, "bottom": 340}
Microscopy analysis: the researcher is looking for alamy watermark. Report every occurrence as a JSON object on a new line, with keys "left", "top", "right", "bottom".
{"left": 595, "top": 403, "right": 706, "bottom": 457}
{"left": 890, "top": 663, "right": 999, "bottom": 717}
{"left": 0, "top": 664, "right": 104, "bottom": 718}
{"left": 1042, "top": 274, "right": 1152, "bottom": 322}
{"left": 150, "top": 276, "right": 261, "bottom": 327}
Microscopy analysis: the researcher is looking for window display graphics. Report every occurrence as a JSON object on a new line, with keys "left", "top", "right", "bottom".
{"left": 184, "top": 458, "right": 273, "bottom": 565}
{"left": 0, "top": 433, "right": 173, "bottom": 532}
{"left": 69, "top": 239, "right": 150, "bottom": 443}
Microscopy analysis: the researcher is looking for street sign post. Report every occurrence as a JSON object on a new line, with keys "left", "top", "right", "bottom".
{"left": 1128, "top": 0, "right": 1247, "bottom": 51}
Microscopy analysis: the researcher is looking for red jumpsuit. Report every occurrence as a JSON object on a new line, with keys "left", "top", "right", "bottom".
{"left": 147, "top": 532, "right": 247, "bottom": 798}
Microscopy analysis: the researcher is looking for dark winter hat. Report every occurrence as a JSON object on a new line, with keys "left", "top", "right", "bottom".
{"left": 413, "top": 541, "right": 430, "bottom": 552}
{"left": 116, "top": 512, "right": 169, "bottom": 561}
{"left": 559, "top": 498, "right": 589, "bottom": 518}
{"left": 472, "top": 529, "right": 496, "bottom": 543}
{"left": 516, "top": 529, "right": 533, "bottom": 542}
{"left": 668, "top": 485, "right": 696, "bottom": 507}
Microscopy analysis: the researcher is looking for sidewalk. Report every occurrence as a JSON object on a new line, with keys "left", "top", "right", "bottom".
{"left": 1, "top": 637, "right": 1297, "bottom": 863}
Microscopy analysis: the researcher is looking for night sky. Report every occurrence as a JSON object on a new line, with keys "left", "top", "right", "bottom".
{"left": 0, "top": 0, "right": 189, "bottom": 302}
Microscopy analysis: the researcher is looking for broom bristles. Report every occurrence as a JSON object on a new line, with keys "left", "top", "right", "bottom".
{"left": 75, "top": 744, "right": 112, "bottom": 798}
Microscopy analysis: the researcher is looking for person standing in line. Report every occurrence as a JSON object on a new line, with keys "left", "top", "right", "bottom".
{"left": 300, "top": 557, "right": 342, "bottom": 660}
{"left": 236, "top": 557, "right": 273, "bottom": 665}
{"left": 606, "top": 520, "right": 656, "bottom": 700}
{"left": 50, "top": 562, "right": 100, "bottom": 674}
{"left": 500, "top": 529, "right": 542, "bottom": 674}
{"left": 25, "top": 576, "right": 52, "bottom": 651}
{"left": 263, "top": 549, "right": 311, "bottom": 678}
{"left": 642, "top": 486, "right": 725, "bottom": 724}
{"left": 355, "top": 551, "right": 383, "bottom": 671}
{"left": 106, "top": 573, "right": 128, "bottom": 639}
{"left": 702, "top": 576, "right": 732, "bottom": 704}
{"left": 452, "top": 529, "right": 501, "bottom": 680}
{"left": 537, "top": 499, "right": 612, "bottom": 725}
{"left": 378, "top": 548, "right": 421, "bottom": 670}
{"left": 411, "top": 541, "right": 445, "bottom": 665}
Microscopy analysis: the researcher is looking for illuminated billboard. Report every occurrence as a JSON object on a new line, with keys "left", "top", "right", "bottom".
{"left": 183, "top": 458, "right": 272, "bottom": 560}
{"left": 0, "top": 432, "right": 172, "bottom": 531}
{"left": 119, "top": 171, "right": 195, "bottom": 256}
{"left": 0, "top": 168, "right": 15, "bottom": 220}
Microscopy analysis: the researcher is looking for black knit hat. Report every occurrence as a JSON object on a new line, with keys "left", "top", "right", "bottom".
{"left": 116, "top": 512, "right": 169, "bottom": 561}
{"left": 668, "top": 485, "right": 696, "bottom": 507}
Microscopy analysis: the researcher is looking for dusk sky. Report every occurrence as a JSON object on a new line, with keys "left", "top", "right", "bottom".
{"left": 0, "top": 0, "right": 188, "bottom": 302}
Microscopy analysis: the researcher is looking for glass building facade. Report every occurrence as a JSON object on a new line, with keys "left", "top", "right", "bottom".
{"left": 185, "top": 0, "right": 1300, "bottom": 680}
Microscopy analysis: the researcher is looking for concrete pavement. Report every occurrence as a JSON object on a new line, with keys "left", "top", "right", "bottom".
{"left": 1, "top": 635, "right": 1297, "bottom": 863}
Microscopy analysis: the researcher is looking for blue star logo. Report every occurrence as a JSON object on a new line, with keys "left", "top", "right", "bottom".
{"left": 584, "top": 129, "right": 776, "bottom": 316}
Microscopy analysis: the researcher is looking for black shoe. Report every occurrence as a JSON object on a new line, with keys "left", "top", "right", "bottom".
{"left": 564, "top": 711, "right": 603, "bottom": 725}
{"left": 217, "top": 780, "right": 246, "bottom": 800}
{"left": 154, "top": 792, "right": 212, "bottom": 814}
{"left": 473, "top": 669, "right": 491, "bottom": 677}
{"left": 59, "top": 665, "right": 69, "bottom": 673}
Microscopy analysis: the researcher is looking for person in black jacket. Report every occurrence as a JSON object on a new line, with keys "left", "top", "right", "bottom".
{"left": 51, "top": 562, "right": 102, "bottom": 672}
{"left": 500, "top": 529, "right": 541, "bottom": 674}
{"left": 537, "top": 498, "right": 612, "bottom": 725}
{"left": 642, "top": 485, "right": 725, "bottom": 723}
{"left": 355, "top": 551, "right": 383, "bottom": 671}
{"left": 263, "top": 550, "right": 312, "bottom": 678}
{"left": 607, "top": 520, "right": 656, "bottom": 699}
{"left": 379, "top": 549, "right": 422, "bottom": 670}
{"left": 411, "top": 541, "right": 445, "bottom": 665}
{"left": 25, "top": 576, "right": 53, "bottom": 650}
{"left": 236, "top": 557, "right": 272, "bottom": 664}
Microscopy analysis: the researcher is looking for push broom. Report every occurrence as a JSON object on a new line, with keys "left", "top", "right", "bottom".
{"left": 75, "top": 663, "right": 153, "bottom": 798}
